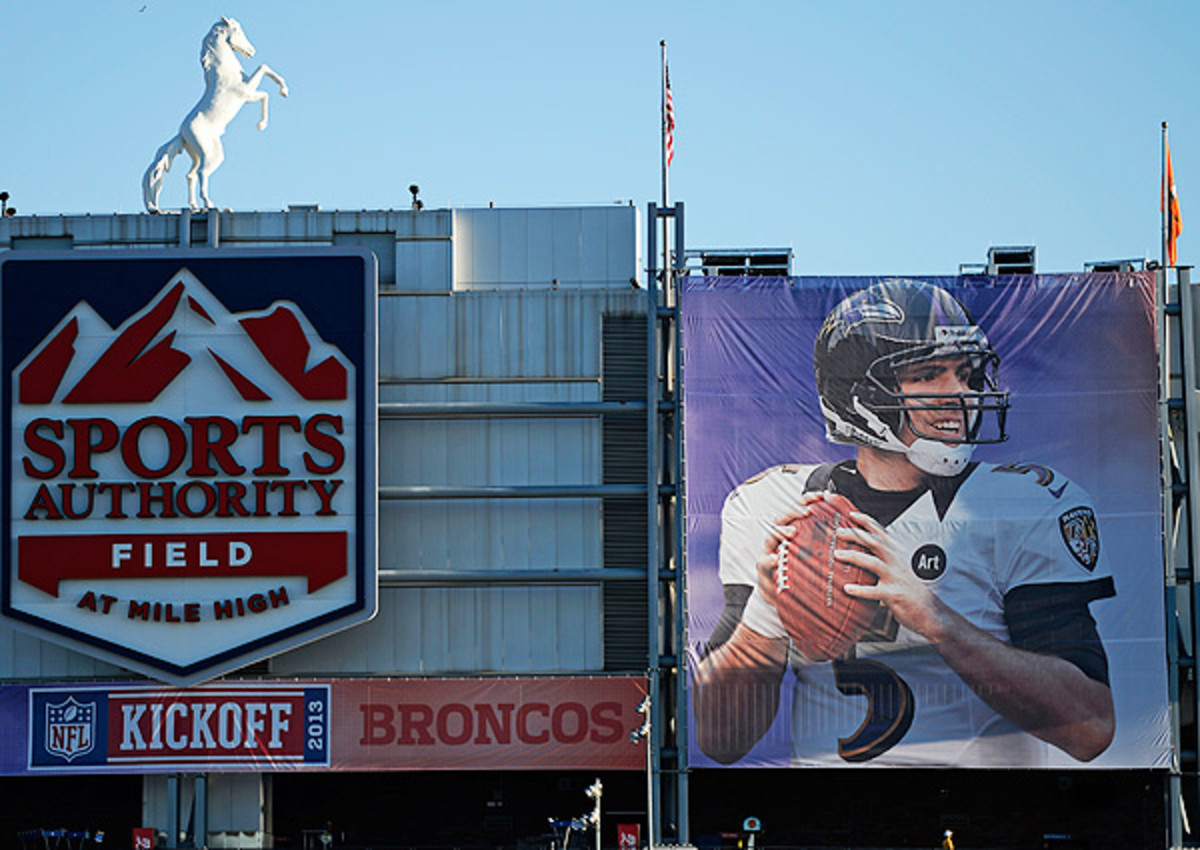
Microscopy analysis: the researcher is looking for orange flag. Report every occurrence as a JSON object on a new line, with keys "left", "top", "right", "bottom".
{"left": 1164, "top": 129, "right": 1183, "bottom": 266}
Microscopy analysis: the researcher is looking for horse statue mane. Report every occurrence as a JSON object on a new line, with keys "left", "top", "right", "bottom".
{"left": 142, "top": 16, "right": 289, "bottom": 213}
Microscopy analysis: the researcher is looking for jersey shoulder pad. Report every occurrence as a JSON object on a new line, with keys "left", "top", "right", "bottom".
{"left": 723, "top": 463, "right": 823, "bottom": 511}
{"left": 983, "top": 460, "right": 1085, "bottom": 502}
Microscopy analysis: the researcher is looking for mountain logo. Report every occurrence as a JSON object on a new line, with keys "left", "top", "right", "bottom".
{"left": 18, "top": 272, "right": 349, "bottom": 406}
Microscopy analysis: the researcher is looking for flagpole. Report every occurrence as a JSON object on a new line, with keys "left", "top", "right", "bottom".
{"left": 661, "top": 40, "right": 669, "bottom": 209}
{"left": 660, "top": 40, "right": 671, "bottom": 289}
{"left": 1163, "top": 121, "right": 1169, "bottom": 271}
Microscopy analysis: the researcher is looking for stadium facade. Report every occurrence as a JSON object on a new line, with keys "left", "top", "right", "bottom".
{"left": 0, "top": 205, "right": 1188, "bottom": 850}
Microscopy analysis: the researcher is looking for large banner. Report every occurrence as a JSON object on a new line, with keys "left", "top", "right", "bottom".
{"left": 682, "top": 275, "right": 1170, "bottom": 768}
{"left": 0, "top": 676, "right": 646, "bottom": 774}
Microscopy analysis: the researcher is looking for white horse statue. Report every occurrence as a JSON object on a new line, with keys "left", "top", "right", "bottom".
{"left": 142, "top": 17, "right": 289, "bottom": 213}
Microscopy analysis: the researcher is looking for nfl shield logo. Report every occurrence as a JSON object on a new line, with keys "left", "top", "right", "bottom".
{"left": 45, "top": 696, "right": 96, "bottom": 761}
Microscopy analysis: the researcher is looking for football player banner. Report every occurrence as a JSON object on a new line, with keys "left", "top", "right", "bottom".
{"left": 682, "top": 275, "right": 1170, "bottom": 768}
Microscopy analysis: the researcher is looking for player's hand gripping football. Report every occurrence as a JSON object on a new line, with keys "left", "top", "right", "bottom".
{"left": 760, "top": 492, "right": 880, "bottom": 661}
{"left": 837, "top": 511, "right": 948, "bottom": 642}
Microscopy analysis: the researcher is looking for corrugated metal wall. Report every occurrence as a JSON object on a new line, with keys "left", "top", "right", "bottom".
{"left": 277, "top": 288, "right": 644, "bottom": 675}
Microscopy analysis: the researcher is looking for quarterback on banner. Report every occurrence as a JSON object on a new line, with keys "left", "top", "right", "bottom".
{"left": 692, "top": 279, "right": 1116, "bottom": 766}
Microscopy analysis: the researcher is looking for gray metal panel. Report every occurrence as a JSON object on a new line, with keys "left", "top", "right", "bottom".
{"left": 452, "top": 207, "right": 638, "bottom": 290}
{"left": 394, "top": 239, "right": 452, "bottom": 292}
{"left": 0, "top": 209, "right": 454, "bottom": 251}
{"left": 270, "top": 585, "right": 602, "bottom": 674}
{"left": 333, "top": 231, "right": 396, "bottom": 287}
{"left": 524, "top": 209, "right": 557, "bottom": 285}
{"left": 0, "top": 622, "right": 127, "bottom": 679}
{"left": 377, "top": 290, "right": 644, "bottom": 381}
{"left": 549, "top": 210, "right": 583, "bottom": 287}
{"left": 300, "top": 286, "right": 644, "bottom": 676}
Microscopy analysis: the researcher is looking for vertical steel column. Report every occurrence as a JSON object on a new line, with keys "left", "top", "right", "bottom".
{"left": 166, "top": 773, "right": 180, "bottom": 849}
{"left": 194, "top": 775, "right": 208, "bottom": 849}
{"left": 645, "top": 203, "right": 662, "bottom": 848}
{"left": 1164, "top": 264, "right": 1198, "bottom": 849}
{"left": 647, "top": 201, "right": 687, "bottom": 847}
{"left": 207, "top": 209, "right": 220, "bottom": 248}
{"left": 1179, "top": 265, "right": 1200, "bottom": 848}
{"left": 1161, "top": 264, "right": 1183, "bottom": 849}
{"left": 671, "top": 203, "right": 689, "bottom": 846}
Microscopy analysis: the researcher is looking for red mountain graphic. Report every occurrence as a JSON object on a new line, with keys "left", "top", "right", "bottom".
{"left": 64, "top": 282, "right": 193, "bottom": 403}
{"left": 241, "top": 307, "right": 347, "bottom": 400}
{"left": 17, "top": 272, "right": 348, "bottom": 404}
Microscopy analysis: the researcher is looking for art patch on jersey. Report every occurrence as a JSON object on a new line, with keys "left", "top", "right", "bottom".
{"left": 1058, "top": 506, "right": 1099, "bottom": 571}
{"left": 911, "top": 544, "right": 948, "bottom": 580}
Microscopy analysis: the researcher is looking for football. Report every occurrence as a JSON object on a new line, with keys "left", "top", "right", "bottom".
{"left": 772, "top": 493, "right": 879, "bottom": 661}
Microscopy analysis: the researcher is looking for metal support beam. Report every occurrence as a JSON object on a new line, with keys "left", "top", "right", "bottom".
{"left": 671, "top": 203, "right": 689, "bottom": 845}
{"left": 379, "top": 484, "right": 645, "bottom": 500}
{"left": 378, "top": 568, "right": 644, "bottom": 586}
{"left": 645, "top": 201, "right": 688, "bottom": 846}
{"left": 166, "top": 773, "right": 180, "bottom": 849}
{"left": 380, "top": 401, "right": 647, "bottom": 419}
{"left": 646, "top": 202, "right": 662, "bottom": 848}
{"left": 1178, "top": 265, "right": 1200, "bottom": 849}
{"left": 193, "top": 775, "right": 208, "bottom": 850}
{"left": 1164, "top": 265, "right": 1198, "bottom": 849}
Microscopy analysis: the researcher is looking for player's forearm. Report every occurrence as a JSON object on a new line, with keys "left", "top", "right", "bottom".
{"left": 693, "top": 624, "right": 788, "bottom": 764}
{"left": 924, "top": 601, "right": 1114, "bottom": 761}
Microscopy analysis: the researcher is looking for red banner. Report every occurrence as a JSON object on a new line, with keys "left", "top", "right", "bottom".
{"left": 11, "top": 677, "right": 647, "bottom": 774}
{"left": 105, "top": 686, "right": 321, "bottom": 766}
{"left": 18, "top": 531, "right": 346, "bottom": 596}
{"left": 334, "top": 677, "right": 647, "bottom": 771}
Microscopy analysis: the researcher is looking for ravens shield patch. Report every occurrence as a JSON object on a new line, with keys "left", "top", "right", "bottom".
{"left": 1058, "top": 506, "right": 1100, "bottom": 571}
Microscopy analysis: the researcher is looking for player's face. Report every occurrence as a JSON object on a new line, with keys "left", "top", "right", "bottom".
{"left": 893, "top": 355, "right": 973, "bottom": 446}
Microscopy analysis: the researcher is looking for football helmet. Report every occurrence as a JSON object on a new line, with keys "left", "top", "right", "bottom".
{"left": 813, "top": 279, "right": 1009, "bottom": 476}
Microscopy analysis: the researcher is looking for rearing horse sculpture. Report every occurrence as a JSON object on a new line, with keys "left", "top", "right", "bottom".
{"left": 142, "top": 17, "right": 288, "bottom": 213}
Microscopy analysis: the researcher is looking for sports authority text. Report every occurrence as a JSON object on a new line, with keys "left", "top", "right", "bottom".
{"left": 20, "top": 414, "right": 344, "bottom": 520}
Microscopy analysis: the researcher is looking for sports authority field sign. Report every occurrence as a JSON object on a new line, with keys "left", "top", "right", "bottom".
{"left": 0, "top": 251, "right": 377, "bottom": 684}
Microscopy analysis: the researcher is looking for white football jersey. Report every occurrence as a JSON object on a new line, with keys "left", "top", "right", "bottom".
{"left": 719, "top": 460, "right": 1113, "bottom": 766}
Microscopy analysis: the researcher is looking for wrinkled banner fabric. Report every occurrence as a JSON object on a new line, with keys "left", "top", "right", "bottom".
{"left": 682, "top": 274, "right": 1170, "bottom": 769}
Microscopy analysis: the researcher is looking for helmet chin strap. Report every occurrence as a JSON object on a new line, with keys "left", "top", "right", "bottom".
{"left": 843, "top": 397, "right": 974, "bottom": 477}
{"left": 905, "top": 438, "right": 974, "bottom": 477}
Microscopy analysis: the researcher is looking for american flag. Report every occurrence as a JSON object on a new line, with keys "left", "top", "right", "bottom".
{"left": 664, "top": 63, "right": 675, "bottom": 167}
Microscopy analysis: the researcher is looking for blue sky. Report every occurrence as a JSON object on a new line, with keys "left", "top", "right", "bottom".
{"left": 1, "top": 1, "right": 1196, "bottom": 274}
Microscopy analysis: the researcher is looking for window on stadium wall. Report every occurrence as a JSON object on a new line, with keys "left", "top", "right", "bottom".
{"left": 681, "top": 274, "right": 1170, "bottom": 770}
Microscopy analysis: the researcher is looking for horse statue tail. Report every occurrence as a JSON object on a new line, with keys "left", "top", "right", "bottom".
{"left": 142, "top": 135, "right": 185, "bottom": 213}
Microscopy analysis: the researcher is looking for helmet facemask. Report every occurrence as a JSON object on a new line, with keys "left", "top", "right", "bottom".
{"left": 814, "top": 282, "right": 1010, "bottom": 477}
{"left": 858, "top": 343, "right": 1009, "bottom": 476}
{"left": 865, "top": 348, "right": 1008, "bottom": 443}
